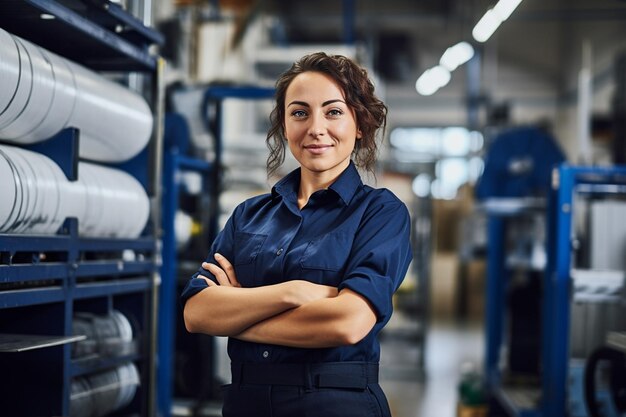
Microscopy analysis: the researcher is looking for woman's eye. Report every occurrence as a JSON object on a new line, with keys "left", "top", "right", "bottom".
{"left": 292, "top": 110, "right": 307, "bottom": 118}
{"left": 328, "top": 109, "right": 343, "bottom": 116}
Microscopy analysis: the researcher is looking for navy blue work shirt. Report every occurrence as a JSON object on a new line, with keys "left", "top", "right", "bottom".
{"left": 181, "top": 161, "right": 412, "bottom": 364}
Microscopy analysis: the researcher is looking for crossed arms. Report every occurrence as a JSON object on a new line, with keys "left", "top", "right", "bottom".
{"left": 182, "top": 253, "right": 377, "bottom": 348}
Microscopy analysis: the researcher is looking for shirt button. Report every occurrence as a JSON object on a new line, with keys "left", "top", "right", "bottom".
{"left": 262, "top": 350, "right": 269, "bottom": 358}
{"left": 276, "top": 248, "right": 283, "bottom": 256}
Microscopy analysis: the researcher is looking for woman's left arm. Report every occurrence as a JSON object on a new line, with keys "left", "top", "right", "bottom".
{"left": 234, "top": 288, "right": 376, "bottom": 348}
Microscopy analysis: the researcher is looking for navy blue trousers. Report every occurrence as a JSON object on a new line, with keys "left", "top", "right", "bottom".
{"left": 222, "top": 362, "right": 392, "bottom": 417}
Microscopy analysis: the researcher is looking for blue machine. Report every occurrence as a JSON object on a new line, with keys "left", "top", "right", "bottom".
{"left": 476, "top": 126, "right": 565, "bottom": 199}
{"left": 479, "top": 125, "right": 565, "bottom": 417}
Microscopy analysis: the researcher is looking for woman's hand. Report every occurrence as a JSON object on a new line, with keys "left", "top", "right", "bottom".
{"left": 288, "top": 280, "right": 338, "bottom": 305}
{"left": 197, "top": 253, "right": 241, "bottom": 288}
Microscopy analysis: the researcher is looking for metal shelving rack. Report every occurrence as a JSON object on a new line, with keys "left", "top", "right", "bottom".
{"left": 0, "top": 1, "right": 163, "bottom": 416}
{"left": 483, "top": 197, "right": 545, "bottom": 417}
{"left": 159, "top": 147, "right": 214, "bottom": 417}
{"left": 158, "top": 85, "right": 274, "bottom": 416}
{"left": 484, "top": 163, "right": 626, "bottom": 417}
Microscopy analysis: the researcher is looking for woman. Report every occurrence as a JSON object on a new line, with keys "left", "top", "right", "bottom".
{"left": 181, "top": 52, "right": 412, "bottom": 417}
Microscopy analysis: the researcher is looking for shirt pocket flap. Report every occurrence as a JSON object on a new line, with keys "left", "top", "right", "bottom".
{"left": 234, "top": 232, "right": 267, "bottom": 265}
{"left": 300, "top": 232, "right": 352, "bottom": 271}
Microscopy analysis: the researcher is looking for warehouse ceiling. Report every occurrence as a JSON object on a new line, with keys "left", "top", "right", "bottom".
{"left": 258, "top": 0, "right": 626, "bottom": 89}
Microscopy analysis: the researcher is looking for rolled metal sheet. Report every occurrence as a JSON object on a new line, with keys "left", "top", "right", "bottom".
{"left": 0, "top": 144, "right": 149, "bottom": 238}
{"left": 72, "top": 161, "right": 150, "bottom": 238}
{"left": 0, "top": 27, "right": 153, "bottom": 162}
{"left": 0, "top": 28, "right": 20, "bottom": 117}
{"left": 0, "top": 37, "right": 33, "bottom": 131}
{"left": 0, "top": 37, "right": 56, "bottom": 141}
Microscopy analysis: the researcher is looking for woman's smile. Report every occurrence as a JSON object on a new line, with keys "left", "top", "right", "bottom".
{"left": 304, "top": 143, "right": 334, "bottom": 155}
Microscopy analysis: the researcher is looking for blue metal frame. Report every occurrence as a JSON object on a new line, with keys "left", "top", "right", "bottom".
{"left": 485, "top": 163, "right": 626, "bottom": 417}
{"left": 23, "top": 128, "right": 79, "bottom": 181}
{"left": 541, "top": 164, "right": 626, "bottom": 417}
{"left": 1, "top": 217, "right": 157, "bottom": 416}
{"left": 485, "top": 216, "right": 506, "bottom": 387}
{"left": 484, "top": 211, "right": 542, "bottom": 417}
{"left": 157, "top": 150, "right": 213, "bottom": 417}
{"left": 201, "top": 86, "right": 275, "bottom": 240}
{"left": 0, "top": 4, "right": 162, "bottom": 415}
{"left": 157, "top": 86, "right": 275, "bottom": 416}
{"left": 0, "top": 0, "right": 162, "bottom": 71}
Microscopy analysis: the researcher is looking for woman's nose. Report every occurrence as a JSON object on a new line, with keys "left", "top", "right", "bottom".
{"left": 308, "top": 113, "right": 326, "bottom": 137}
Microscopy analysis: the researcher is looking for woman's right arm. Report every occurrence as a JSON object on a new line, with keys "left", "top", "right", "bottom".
{"left": 183, "top": 254, "right": 337, "bottom": 336}
{"left": 183, "top": 278, "right": 337, "bottom": 337}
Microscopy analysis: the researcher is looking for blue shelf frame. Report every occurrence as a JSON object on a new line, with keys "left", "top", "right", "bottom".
{"left": 1, "top": 218, "right": 157, "bottom": 417}
{"left": 541, "top": 164, "right": 626, "bottom": 417}
{"left": 201, "top": 86, "right": 275, "bottom": 239}
{"left": 158, "top": 86, "right": 274, "bottom": 416}
{"left": 0, "top": 3, "right": 163, "bottom": 415}
{"left": 158, "top": 150, "right": 213, "bottom": 417}
{"left": 0, "top": 0, "right": 163, "bottom": 71}
{"left": 484, "top": 163, "right": 626, "bottom": 417}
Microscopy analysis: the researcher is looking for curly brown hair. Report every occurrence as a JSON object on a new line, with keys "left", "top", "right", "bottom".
{"left": 266, "top": 52, "right": 387, "bottom": 178}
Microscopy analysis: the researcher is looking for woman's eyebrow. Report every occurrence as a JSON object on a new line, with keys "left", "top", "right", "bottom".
{"left": 287, "top": 99, "right": 346, "bottom": 107}
{"left": 288, "top": 100, "right": 309, "bottom": 107}
{"left": 322, "top": 99, "right": 345, "bottom": 106}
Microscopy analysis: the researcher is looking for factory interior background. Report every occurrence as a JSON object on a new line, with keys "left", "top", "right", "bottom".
{"left": 1, "top": 0, "right": 626, "bottom": 416}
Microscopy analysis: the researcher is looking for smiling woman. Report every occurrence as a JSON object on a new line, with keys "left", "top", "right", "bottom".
{"left": 181, "top": 52, "right": 412, "bottom": 417}
{"left": 284, "top": 71, "right": 362, "bottom": 206}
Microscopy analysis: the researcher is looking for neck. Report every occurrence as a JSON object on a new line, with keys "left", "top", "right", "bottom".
{"left": 297, "top": 165, "right": 346, "bottom": 209}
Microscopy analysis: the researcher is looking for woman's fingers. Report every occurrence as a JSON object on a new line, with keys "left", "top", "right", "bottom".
{"left": 199, "top": 254, "right": 240, "bottom": 287}
{"left": 202, "top": 262, "right": 231, "bottom": 286}
{"left": 214, "top": 253, "right": 241, "bottom": 287}
{"left": 197, "top": 274, "right": 217, "bottom": 287}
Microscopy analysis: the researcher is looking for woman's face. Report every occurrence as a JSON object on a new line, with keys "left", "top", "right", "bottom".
{"left": 283, "top": 71, "right": 361, "bottom": 180}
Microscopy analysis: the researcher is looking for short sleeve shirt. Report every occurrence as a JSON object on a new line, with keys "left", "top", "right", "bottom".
{"left": 181, "top": 162, "right": 412, "bottom": 364}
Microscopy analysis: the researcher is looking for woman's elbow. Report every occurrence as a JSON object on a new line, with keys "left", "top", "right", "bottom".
{"left": 183, "top": 305, "right": 201, "bottom": 333}
{"left": 337, "top": 317, "right": 375, "bottom": 345}
{"left": 183, "top": 298, "right": 214, "bottom": 334}
{"left": 339, "top": 329, "right": 366, "bottom": 345}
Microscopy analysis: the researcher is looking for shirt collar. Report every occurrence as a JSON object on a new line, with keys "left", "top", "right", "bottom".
{"left": 272, "top": 161, "right": 363, "bottom": 206}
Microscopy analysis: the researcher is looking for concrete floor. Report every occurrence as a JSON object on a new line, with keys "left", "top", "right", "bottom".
{"left": 380, "top": 318, "right": 485, "bottom": 417}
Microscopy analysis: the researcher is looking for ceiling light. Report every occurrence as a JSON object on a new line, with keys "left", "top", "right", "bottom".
{"left": 416, "top": 65, "right": 451, "bottom": 96}
{"left": 494, "top": 0, "right": 523, "bottom": 21}
{"left": 472, "top": 9, "right": 502, "bottom": 43}
{"left": 440, "top": 42, "right": 475, "bottom": 71}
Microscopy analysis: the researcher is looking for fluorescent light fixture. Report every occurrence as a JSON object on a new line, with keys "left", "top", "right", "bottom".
{"left": 40, "top": 13, "right": 55, "bottom": 20}
{"left": 415, "top": 76, "right": 439, "bottom": 96}
{"left": 440, "top": 42, "right": 475, "bottom": 71}
{"left": 429, "top": 65, "right": 452, "bottom": 87}
{"left": 472, "top": 0, "right": 523, "bottom": 42}
{"left": 472, "top": 8, "right": 502, "bottom": 43}
{"left": 494, "top": 0, "right": 523, "bottom": 21}
{"left": 416, "top": 65, "right": 451, "bottom": 96}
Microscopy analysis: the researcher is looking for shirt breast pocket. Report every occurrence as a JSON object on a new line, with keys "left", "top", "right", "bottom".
{"left": 299, "top": 232, "right": 353, "bottom": 281}
{"left": 233, "top": 232, "right": 267, "bottom": 286}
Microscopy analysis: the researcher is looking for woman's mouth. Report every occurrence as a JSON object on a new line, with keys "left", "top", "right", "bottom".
{"left": 304, "top": 144, "right": 333, "bottom": 155}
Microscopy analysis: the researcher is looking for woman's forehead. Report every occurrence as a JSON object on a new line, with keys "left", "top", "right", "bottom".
{"left": 285, "top": 72, "right": 346, "bottom": 103}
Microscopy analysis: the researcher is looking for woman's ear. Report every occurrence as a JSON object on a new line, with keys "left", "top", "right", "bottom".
{"left": 356, "top": 129, "right": 363, "bottom": 140}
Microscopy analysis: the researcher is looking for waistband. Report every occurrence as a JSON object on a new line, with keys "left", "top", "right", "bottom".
{"left": 231, "top": 361, "right": 379, "bottom": 390}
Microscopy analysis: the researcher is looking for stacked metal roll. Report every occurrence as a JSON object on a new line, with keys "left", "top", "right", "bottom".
{"left": 0, "top": 144, "right": 149, "bottom": 237}
{"left": 0, "top": 144, "right": 67, "bottom": 234}
{"left": 71, "top": 310, "right": 135, "bottom": 359}
{"left": 70, "top": 311, "right": 139, "bottom": 417}
{"left": 0, "top": 27, "right": 153, "bottom": 163}
{"left": 69, "top": 362, "right": 140, "bottom": 417}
